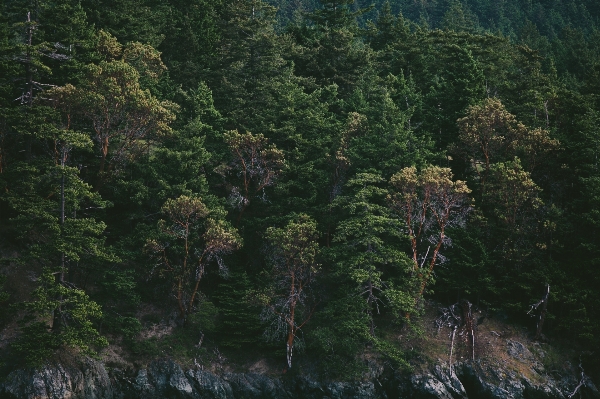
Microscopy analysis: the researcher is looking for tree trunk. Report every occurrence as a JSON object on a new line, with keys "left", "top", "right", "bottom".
{"left": 534, "top": 285, "right": 550, "bottom": 340}
{"left": 286, "top": 323, "right": 294, "bottom": 369}
{"left": 368, "top": 279, "right": 375, "bottom": 337}
{"left": 95, "top": 137, "right": 109, "bottom": 190}
{"left": 53, "top": 165, "right": 66, "bottom": 333}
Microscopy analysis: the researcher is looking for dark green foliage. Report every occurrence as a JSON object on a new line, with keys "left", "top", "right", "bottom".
{"left": 14, "top": 269, "right": 108, "bottom": 367}
{"left": 0, "top": 274, "right": 10, "bottom": 326}
{"left": 213, "top": 271, "right": 263, "bottom": 348}
{"left": 1, "top": 0, "right": 600, "bottom": 377}
{"left": 12, "top": 322, "right": 57, "bottom": 366}
{"left": 308, "top": 296, "right": 372, "bottom": 379}
{"left": 128, "top": 303, "right": 218, "bottom": 361}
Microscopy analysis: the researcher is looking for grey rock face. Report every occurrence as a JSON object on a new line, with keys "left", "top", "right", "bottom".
{"left": 293, "top": 376, "right": 383, "bottom": 399}
{"left": 432, "top": 366, "right": 468, "bottom": 399}
{"left": 129, "top": 359, "right": 234, "bottom": 399}
{"left": 410, "top": 374, "right": 457, "bottom": 399}
{"left": 408, "top": 358, "right": 600, "bottom": 399}
{"left": 322, "top": 381, "right": 378, "bottom": 399}
{"left": 2, "top": 347, "right": 599, "bottom": 399}
{"left": 397, "top": 364, "right": 467, "bottom": 399}
{"left": 186, "top": 369, "right": 234, "bottom": 399}
{"left": 0, "top": 358, "right": 115, "bottom": 399}
{"left": 506, "top": 340, "right": 534, "bottom": 363}
{"left": 146, "top": 359, "right": 194, "bottom": 397}
{"left": 223, "top": 373, "right": 290, "bottom": 399}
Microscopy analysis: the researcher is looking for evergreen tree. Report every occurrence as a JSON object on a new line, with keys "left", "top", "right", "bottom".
{"left": 333, "top": 173, "right": 415, "bottom": 334}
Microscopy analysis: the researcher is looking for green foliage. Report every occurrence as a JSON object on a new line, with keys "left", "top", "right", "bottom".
{"left": 308, "top": 296, "right": 372, "bottom": 379}
{"left": 0, "top": 274, "right": 10, "bottom": 325}
{"left": 12, "top": 322, "right": 57, "bottom": 367}
{"left": 213, "top": 270, "right": 264, "bottom": 348}
{"left": 107, "top": 315, "right": 143, "bottom": 340}
{"left": 14, "top": 269, "right": 107, "bottom": 367}
{"left": 146, "top": 195, "right": 241, "bottom": 323}
{"left": 128, "top": 304, "right": 217, "bottom": 362}
{"left": 1, "top": 0, "right": 600, "bottom": 374}
{"left": 333, "top": 172, "right": 416, "bottom": 335}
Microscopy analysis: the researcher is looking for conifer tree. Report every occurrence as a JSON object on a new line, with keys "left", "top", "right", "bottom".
{"left": 334, "top": 173, "right": 415, "bottom": 333}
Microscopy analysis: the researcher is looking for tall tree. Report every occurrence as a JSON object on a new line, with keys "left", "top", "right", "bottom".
{"left": 388, "top": 166, "right": 472, "bottom": 303}
{"left": 221, "top": 130, "right": 285, "bottom": 224}
{"left": 484, "top": 158, "right": 545, "bottom": 269}
{"left": 291, "top": 0, "right": 374, "bottom": 98}
{"left": 51, "top": 31, "right": 176, "bottom": 189}
{"left": 454, "top": 97, "right": 558, "bottom": 194}
{"left": 262, "top": 215, "right": 320, "bottom": 369}
{"left": 145, "top": 195, "right": 241, "bottom": 324}
{"left": 333, "top": 173, "right": 415, "bottom": 333}
{"left": 5, "top": 125, "right": 114, "bottom": 365}
{"left": 210, "top": 0, "right": 289, "bottom": 130}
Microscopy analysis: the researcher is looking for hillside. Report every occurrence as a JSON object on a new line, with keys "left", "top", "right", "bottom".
{"left": 0, "top": 0, "right": 599, "bottom": 388}
{"left": 1, "top": 300, "right": 599, "bottom": 399}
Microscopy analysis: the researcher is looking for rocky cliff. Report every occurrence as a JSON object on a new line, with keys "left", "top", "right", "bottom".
{"left": 1, "top": 337, "right": 599, "bottom": 399}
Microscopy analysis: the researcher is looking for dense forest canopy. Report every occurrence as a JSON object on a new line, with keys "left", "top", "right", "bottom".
{"left": 0, "top": 0, "right": 599, "bottom": 378}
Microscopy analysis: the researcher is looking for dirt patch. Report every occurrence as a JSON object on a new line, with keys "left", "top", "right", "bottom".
{"left": 100, "top": 344, "right": 134, "bottom": 369}
{"left": 409, "top": 300, "right": 574, "bottom": 384}
{"left": 0, "top": 319, "right": 20, "bottom": 350}
{"left": 139, "top": 323, "right": 174, "bottom": 340}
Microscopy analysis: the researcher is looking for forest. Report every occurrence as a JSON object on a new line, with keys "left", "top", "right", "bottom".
{"left": 0, "top": 0, "right": 599, "bottom": 379}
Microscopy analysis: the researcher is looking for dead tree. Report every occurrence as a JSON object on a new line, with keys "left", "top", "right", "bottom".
{"left": 568, "top": 356, "right": 591, "bottom": 399}
{"left": 435, "top": 300, "right": 477, "bottom": 366}
{"left": 528, "top": 284, "right": 550, "bottom": 340}
{"left": 461, "top": 300, "right": 475, "bottom": 361}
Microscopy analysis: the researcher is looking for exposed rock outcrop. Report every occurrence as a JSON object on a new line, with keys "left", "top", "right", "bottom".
{"left": 394, "top": 357, "right": 600, "bottom": 399}
{"left": 0, "top": 358, "right": 117, "bottom": 399}
{"left": 1, "top": 339, "right": 599, "bottom": 399}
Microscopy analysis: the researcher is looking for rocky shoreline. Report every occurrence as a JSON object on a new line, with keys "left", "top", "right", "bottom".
{"left": 1, "top": 338, "right": 599, "bottom": 399}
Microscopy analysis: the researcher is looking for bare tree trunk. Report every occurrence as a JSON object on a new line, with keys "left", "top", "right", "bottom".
{"left": 368, "top": 279, "right": 376, "bottom": 337}
{"left": 286, "top": 328, "right": 294, "bottom": 369}
{"left": 461, "top": 300, "right": 475, "bottom": 361}
{"left": 53, "top": 159, "right": 66, "bottom": 333}
{"left": 534, "top": 285, "right": 550, "bottom": 340}
{"left": 449, "top": 325, "right": 456, "bottom": 370}
{"left": 95, "top": 137, "right": 109, "bottom": 191}
{"left": 25, "top": 12, "right": 34, "bottom": 160}
{"left": 187, "top": 263, "right": 205, "bottom": 321}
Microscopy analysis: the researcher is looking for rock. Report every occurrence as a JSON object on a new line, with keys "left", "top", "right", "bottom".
{"left": 223, "top": 372, "right": 291, "bottom": 399}
{"left": 506, "top": 340, "right": 534, "bottom": 363}
{"left": 146, "top": 359, "right": 194, "bottom": 397}
{"left": 455, "top": 362, "right": 512, "bottom": 399}
{"left": 410, "top": 374, "right": 456, "bottom": 399}
{"left": 131, "top": 360, "right": 190, "bottom": 399}
{"left": 322, "top": 381, "right": 378, "bottom": 399}
{"left": 0, "top": 358, "right": 115, "bottom": 399}
{"left": 1, "top": 351, "right": 598, "bottom": 399}
{"left": 522, "top": 378, "right": 565, "bottom": 399}
{"left": 186, "top": 369, "right": 234, "bottom": 399}
{"left": 130, "top": 369, "right": 153, "bottom": 398}
{"left": 132, "top": 359, "right": 234, "bottom": 399}
{"left": 293, "top": 375, "right": 324, "bottom": 398}
{"left": 432, "top": 365, "right": 467, "bottom": 399}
